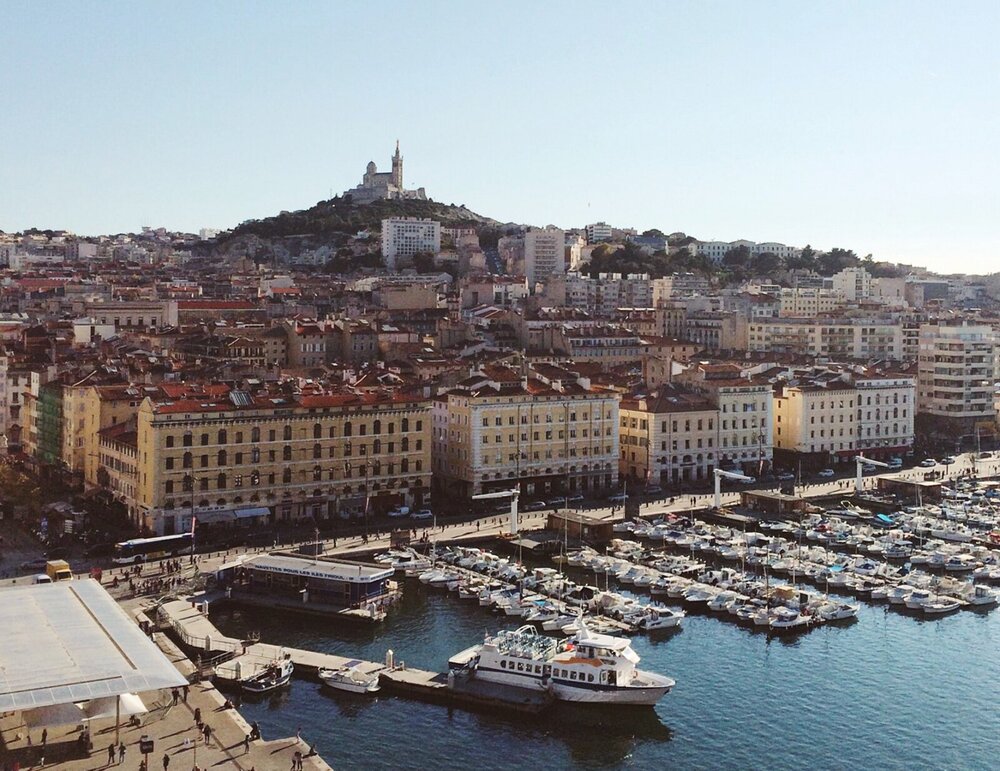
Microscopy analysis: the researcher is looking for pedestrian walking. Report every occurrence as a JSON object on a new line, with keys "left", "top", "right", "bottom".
{"left": 295, "top": 726, "right": 302, "bottom": 741}
{"left": 171, "top": 688, "right": 179, "bottom": 705}
{"left": 118, "top": 742, "right": 126, "bottom": 763}
{"left": 162, "top": 752, "right": 170, "bottom": 770}
{"left": 244, "top": 734, "right": 251, "bottom": 754}
{"left": 203, "top": 724, "right": 211, "bottom": 746}
{"left": 182, "top": 684, "right": 189, "bottom": 702}
{"left": 108, "top": 742, "right": 116, "bottom": 764}
{"left": 194, "top": 707, "right": 202, "bottom": 727}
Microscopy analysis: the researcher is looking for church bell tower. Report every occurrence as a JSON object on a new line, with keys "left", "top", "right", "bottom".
{"left": 391, "top": 140, "right": 403, "bottom": 188}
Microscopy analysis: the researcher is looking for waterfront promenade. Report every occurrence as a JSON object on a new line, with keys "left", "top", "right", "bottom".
{"left": 0, "top": 621, "right": 332, "bottom": 771}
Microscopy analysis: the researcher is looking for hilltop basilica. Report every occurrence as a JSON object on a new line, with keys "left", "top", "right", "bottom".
{"left": 344, "top": 141, "right": 428, "bottom": 204}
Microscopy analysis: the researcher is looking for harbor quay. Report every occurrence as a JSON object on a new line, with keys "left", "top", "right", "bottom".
{"left": 0, "top": 581, "right": 332, "bottom": 771}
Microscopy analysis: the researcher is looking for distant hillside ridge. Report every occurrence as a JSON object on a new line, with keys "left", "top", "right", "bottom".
{"left": 225, "top": 196, "right": 499, "bottom": 242}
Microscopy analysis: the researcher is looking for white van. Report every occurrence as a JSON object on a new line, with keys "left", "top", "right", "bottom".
{"left": 34, "top": 574, "right": 52, "bottom": 584}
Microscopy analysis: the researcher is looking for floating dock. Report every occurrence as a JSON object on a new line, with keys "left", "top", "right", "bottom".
{"left": 157, "top": 598, "right": 552, "bottom": 714}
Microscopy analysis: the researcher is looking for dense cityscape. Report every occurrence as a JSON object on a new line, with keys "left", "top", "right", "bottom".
{"left": 3, "top": 3, "right": 1000, "bottom": 770}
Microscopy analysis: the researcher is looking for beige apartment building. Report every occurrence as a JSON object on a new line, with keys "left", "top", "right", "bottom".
{"left": 773, "top": 384, "right": 857, "bottom": 461}
{"left": 98, "top": 386, "right": 431, "bottom": 535}
{"left": 432, "top": 364, "right": 619, "bottom": 499}
{"left": 619, "top": 388, "right": 718, "bottom": 486}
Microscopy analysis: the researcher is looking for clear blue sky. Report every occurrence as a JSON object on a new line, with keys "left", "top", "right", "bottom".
{"left": 2, "top": 1, "right": 998, "bottom": 273}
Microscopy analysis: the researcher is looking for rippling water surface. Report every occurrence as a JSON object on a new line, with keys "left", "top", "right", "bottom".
{"left": 213, "top": 577, "right": 1000, "bottom": 770}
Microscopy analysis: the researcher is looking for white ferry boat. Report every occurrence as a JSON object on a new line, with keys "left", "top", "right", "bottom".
{"left": 448, "top": 620, "right": 674, "bottom": 706}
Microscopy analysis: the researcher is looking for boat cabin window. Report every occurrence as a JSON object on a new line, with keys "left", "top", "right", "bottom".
{"left": 570, "top": 671, "right": 577, "bottom": 680}
{"left": 500, "top": 660, "right": 506, "bottom": 669}
{"left": 588, "top": 674, "right": 595, "bottom": 683}
{"left": 516, "top": 662, "right": 523, "bottom": 671}
{"left": 535, "top": 665, "right": 542, "bottom": 674}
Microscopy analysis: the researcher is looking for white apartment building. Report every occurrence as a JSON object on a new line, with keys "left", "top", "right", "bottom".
{"left": 831, "top": 266, "right": 874, "bottom": 301}
{"left": 381, "top": 217, "right": 441, "bottom": 271}
{"left": 677, "top": 364, "right": 774, "bottom": 474}
{"left": 747, "top": 319, "right": 903, "bottom": 360}
{"left": 917, "top": 323, "right": 997, "bottom": 433}
{"left": 524, "top": 227, "right": 566, "bottom": 290}
{"left": 853, "top": 374, "right": 915, "bottom": 457}
{"left": 696, "top": 240, "right": 801, "bottom": 264}
{"left": 585, "top": 222, "right": 613, "bottom": 244}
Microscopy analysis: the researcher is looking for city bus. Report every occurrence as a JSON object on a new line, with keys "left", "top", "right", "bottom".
{"left": 112, "top": 532, "right": 193, "bottom": 565}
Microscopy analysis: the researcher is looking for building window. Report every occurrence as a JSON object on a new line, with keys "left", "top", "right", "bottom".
{"left": 183, "top": 433, "right": 192, "bottom": 447}
{"left": 218, "top": 450, "right": 227, "bottom": 466}
{"left": 283, "top": 445, "right": 292, "bottom": 461}
{"left": 219, "top": 429, "right": 227, "bottom": 444}
{"left": 200, "top": 454, "right": 209, "bottom": 468}
{"left": 201, "top": 433, "right": 209, "bottom": 446}
{"left": 166, "top": 457, "right": 175, "bottom": 470}
{"left": 166, "top": 436, "right": 174, "bottom": 448}
{"left": 165, "top": 480, "right": 174, "bottom": 494}
{"left": 313, "top": 443, "right": 322, "bottom": 459}
{"left": 251, "top": 427, "right": 260, "bottom": 443}
{"left": 282, "top": 468, "right": 292, "bottom": 483}
{"left": 217, "top": 473, "right": 227, "bottom": 489}
{"left": 182, "top": 452, "right": 192, "bottom": 469}
{"left": 313, "top": 423, "right": 322, "bottom": 439}
{"left": 235, "top": 475, "right": 243, "bottom": 488}
{"left": 235, "top": 431, "right": 243, "bottom": 443}
{"left": 345, "top": 421, "right": 353, "bottom": 437}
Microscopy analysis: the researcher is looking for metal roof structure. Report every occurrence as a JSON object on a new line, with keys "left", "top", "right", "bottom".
{"left": 244, "top": 553, "right": 394, "bottom": 583}
{"left": 0, "top": 579, "right": 187, "bottom": 712}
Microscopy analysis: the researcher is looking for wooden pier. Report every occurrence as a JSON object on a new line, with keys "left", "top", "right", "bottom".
{"left": 157, "top": 598, "right": 551, "bottom": 714}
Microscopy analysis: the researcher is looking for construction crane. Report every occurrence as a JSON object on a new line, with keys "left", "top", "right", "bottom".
{"left": 713, "top": 469, "right": 753, "bottom": 509}
{"left": 471, "top": 488, "right": 521, "bottom": 535}
{"left": 854, "top": 454, "right": 890, "bottom": 494}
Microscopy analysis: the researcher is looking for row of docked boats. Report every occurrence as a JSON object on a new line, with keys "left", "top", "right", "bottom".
{"left": 422, "top": 548, "right": 685, "bottom": 634}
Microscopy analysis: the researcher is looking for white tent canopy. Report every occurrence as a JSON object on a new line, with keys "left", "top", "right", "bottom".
{"left": 78, "top": 693, "right": 147, "bottom": 720}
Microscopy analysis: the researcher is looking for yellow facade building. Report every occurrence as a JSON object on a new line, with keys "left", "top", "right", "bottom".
{"left": 97, "top": 384, "right": 431, "bottom": 534}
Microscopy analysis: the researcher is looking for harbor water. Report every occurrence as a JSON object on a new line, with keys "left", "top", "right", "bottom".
{"left": 213, "top": 580, "right": 1000, "bottom": 770}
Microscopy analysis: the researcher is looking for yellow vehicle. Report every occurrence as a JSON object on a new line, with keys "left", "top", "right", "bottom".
{"left": 45, "top": 559, "right": 73, "bottom": 582}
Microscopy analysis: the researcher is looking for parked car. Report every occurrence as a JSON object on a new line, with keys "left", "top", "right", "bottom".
{"left": 979, "top": 451, "right": 992, "bottom": 459}
{"left": 941, "top": 456, "right": 956, "bottom": 465}
{"left": 887, "top": 457, "right": 903, "bottom": 468}
{"left": 737, "top": 476, "right": 757, "bottom": 484}
{"left": 20, "top": 558, "right": 48, "bottom": 573}
{"left": 523, "top": 500, "right": 548, "bottom": 511}
{"left": 776, "top": 472, "right": 795, "bottom": 481}
{"left": 388, "top": 506, "right": 411, "bottom": 519}
{"left": 608, "top": 493, "right": 628, "bottom": 503}
{"left": 410, "top": 509, "right": 433, "bottom": 522}
{"left": 643, "top": 486, "right": 664, "bottom": 496}
{"left": 817, "top": 468, "right": 836, "bottom": 478}
{"left": 919, "top": 459, "right": 937, "bottom": 467}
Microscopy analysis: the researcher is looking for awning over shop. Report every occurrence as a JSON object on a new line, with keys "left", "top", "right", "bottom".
{"left": 234, "top": 507, "right": 270, "bottom": 520}
{"left": 193, "top": 509, "right": 236, "bottom": 524}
